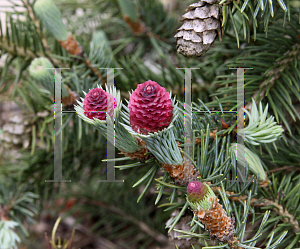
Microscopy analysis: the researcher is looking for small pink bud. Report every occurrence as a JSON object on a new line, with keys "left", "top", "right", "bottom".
{"left": 187, "top": 181, "right": 209, "bottom": 203}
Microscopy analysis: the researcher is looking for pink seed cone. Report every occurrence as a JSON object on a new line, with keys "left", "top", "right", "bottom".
{"left": 187, "top": 181, "right": 209, "bottom": 203}
{"left": 128, "top": 80, "right": 173, "bottom": 135}
{"left": 83, "top": 88, "right": 117, "bottom": 120}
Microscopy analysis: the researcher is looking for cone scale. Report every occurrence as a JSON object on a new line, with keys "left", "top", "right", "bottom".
{"left": 187, "top": 181, "right": 240, "bottom": 248}
{"left": 175, "top": 0, "right": 222, "bottom": 57}
{"left": 75, "top": 85, "right": 146, "bottom": 156}
{"left": 83, "top": 88, "right": 117, "bottom": 120}
{"left": 128, "top": 80, "right": 174, "bottom": 135}
{"left": 161, "top": 155, "right": 199, "bottom": 186}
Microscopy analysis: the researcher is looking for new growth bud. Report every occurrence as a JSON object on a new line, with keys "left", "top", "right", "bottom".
{"left": 186, "top": 181, "right": 216, "bottom": 211}
{"left": 28, "top": 57, "right": 68, "bottom": 97}
{"left": 34, "top": 0, "right": 69, "bottom": 41}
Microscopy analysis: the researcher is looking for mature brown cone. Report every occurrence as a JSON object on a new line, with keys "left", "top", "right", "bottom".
{"left": 58, "top": 33, "right": 84, "bottom": 57}
{"left": 194, "top": 198, "right": 240, "bottom": 248}
{"left": 175, "top": 0, "right": 222, "bottom": 57}
{"left": 119, "top": 137, "right": 151, "bottom": 162}
{"left": 161, "top": 156, "right": 199, "bottom": 186}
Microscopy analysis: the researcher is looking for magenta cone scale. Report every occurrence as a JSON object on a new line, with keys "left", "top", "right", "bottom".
{"left": 83, "top": 88, "right": 117, "bottom": 120}
{"left": 128, "top": 80, "right": 173, "bottom": 135}
{"left": 187, "top": 181, "right": 209, "bottom": 203}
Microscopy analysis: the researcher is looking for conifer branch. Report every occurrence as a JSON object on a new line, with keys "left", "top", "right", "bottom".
{"left": 0, "top": 40, "right": 63, "bottom": 67}
{"left": 208, "top": 184, "right": 300, "bottom": 233}
{"left": 263, "top": 199, "right": 300, "bottom": 234}
{"left": 245, "top": 43, "right": 300, "bottom": 113}
{"left": 269, "top": 165, "right": 300, "bottom": 173}
{"left": 84, "top": 58, "right": 106, "bottom": 85}
{"left": 21, "top": 0, "right": 51, "bottom": 54}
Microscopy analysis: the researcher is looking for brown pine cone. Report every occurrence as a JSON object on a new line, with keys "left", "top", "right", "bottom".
{"left": 195, "top": 198, "right": 235, "bottom": 243}
{"left": 187, "top": 182, "right": 241, "bottom": 248}
{"left": 175, "top": 0, "right": 222, "bottom": 57}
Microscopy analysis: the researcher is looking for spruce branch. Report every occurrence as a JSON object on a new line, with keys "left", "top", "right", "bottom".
{"left": 33, "top": 0, "right": 106, "bottom": 85}
{"left": 21, "top": 0, "right": 51, "bottom": 55}
{"left": 208, "top": 184, "right": 300, "bottom": 234}
{"left": 245, "top": 43, "right": 300, "bottom": 114}
{"left": 268, "top": 165, "right": 300, "bottom": 173}
{"left": 0, "top": 40, "right": 63, "bottom": 67}
{"left": 263, "top": 199, "right": 300, "bottom": 234}
{"left": 239, "top": 99, "right": 284, "bottom": 146}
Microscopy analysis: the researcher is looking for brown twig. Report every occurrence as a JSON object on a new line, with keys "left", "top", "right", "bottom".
{"left": 22, "top": 0, "right": 107, "bottom": 84}
{"left": 84, "top": 58, "right": 106, "bottom": 85}
{"left": 123, "top": 16, "right": 147, "bottom": 35}
{"left": 263, "top": 199, "right": 299, "bottom": 234}
{"left": 57, "top": 33, "right": 106, "bottom": 85}
{"left": 123, "top": 15, "right": 166, "bottom": 42}
{"left": 206, "top": 183, "right": 300, "bottom": 234}
{"left": 0, "top": 205, "right": 10, "bottom": 220}
{"left": 269, "top": 165, "right": 300, "bottom": 173}
{"left": 0, "top": 40, "right": 63, "bottom": 67}
{"left": 195, "top": 130, "right": 224, "bottom": 144}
